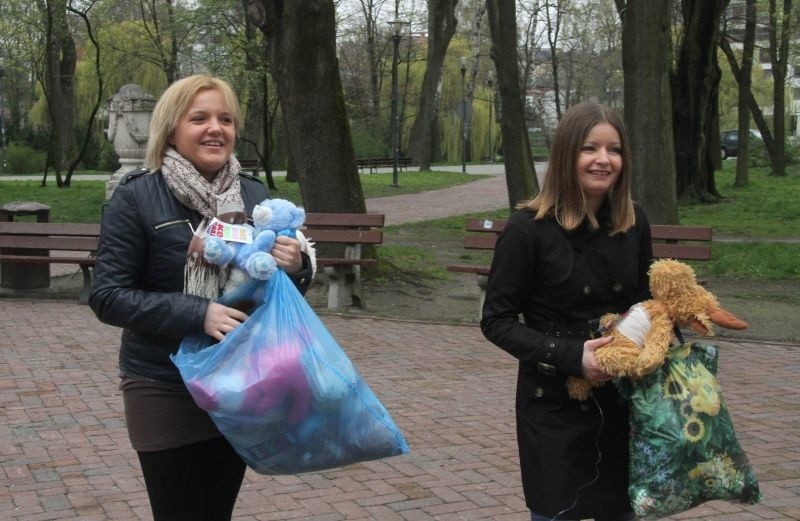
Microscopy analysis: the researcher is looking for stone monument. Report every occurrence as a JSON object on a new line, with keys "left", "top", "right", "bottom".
{"left": 104, "top": 84, "right": 155, "bottom": 199}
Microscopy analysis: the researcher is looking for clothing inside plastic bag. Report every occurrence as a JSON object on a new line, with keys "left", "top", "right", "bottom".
{"left": 172, "top": 270, "right": 409, "bottom": 474}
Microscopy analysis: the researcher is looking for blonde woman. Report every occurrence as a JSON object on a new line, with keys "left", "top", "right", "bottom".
{"left": 91, "top": 75, "right": 313, "bottom": 520}
{"left": 481, "top": 102, "right": 652, "bottom": 521}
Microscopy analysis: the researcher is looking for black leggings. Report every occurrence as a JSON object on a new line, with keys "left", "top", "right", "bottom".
{"left": 137, "top": 437, "right": 247, "bottom": 521}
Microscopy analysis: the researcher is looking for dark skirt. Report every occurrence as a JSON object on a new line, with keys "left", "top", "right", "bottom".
{"left": 120, "top": 377, "right": 223, "bottom": 452}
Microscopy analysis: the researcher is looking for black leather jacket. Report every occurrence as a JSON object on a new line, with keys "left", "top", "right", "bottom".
{"left": 90, "top": 168, "right": 313, "bottom": 384}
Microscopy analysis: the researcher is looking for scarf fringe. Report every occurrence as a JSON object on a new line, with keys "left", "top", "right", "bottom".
{"left": 185, "top": 255, "right": 226, "bottom": 300}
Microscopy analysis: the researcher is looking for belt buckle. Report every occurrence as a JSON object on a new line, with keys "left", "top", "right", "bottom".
{"left": 537, "top": 363, "right": 556, "bottom": 376}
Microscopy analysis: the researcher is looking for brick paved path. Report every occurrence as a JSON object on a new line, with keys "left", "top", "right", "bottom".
{"left": 2, "top": 299, "right": 799, "bottom": 520}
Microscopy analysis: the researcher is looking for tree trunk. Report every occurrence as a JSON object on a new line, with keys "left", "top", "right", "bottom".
{"left": 546, "top": 1, "right": 563, "bottom": 121}
{"left": 464, "top": 4, "right": 487, "bottom": 164}
{"left": 671, "top": 0, "right": 729, "bottom": 202}
{"left": 768, "top": 0, "right": 791, "bottom": 177}
{"left": 618, "top": 0, "right": 678, "bottom": 224}
{"left": 246, "top": 0, "right": 365, "bottom": 213}
{"left": 734, "top": 0, "right": 755, "bottom": 186}
{"left": 42, "top": 0, "right": 77, "bottom": 188}
{"left": 239, "top": 4, "right": 277, "bottom": 191}
{"left": 486, "top": 0, "right": 537, "bottom": 211}
{"left": 719, "top": 37, "right": 775, "bottom": 155}
{"left": 407, "top": 0, "right": 457, "bottom": 170}
{"left": 66, "top": 3, "right": 104, "bottom": 186}
{"left": 704, "top": 61, "right": 722, "bottom": 199}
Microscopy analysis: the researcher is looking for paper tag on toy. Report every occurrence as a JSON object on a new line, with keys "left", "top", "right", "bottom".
{"left": 205, "top": 218, "right": 254, "bottom": 244}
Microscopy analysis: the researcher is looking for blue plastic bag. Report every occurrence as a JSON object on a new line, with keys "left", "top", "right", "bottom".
{"left": 171, "top": 270, "right": 409, "bottom": 474}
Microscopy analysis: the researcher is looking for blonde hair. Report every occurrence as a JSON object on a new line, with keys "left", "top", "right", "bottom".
{"left": 518, "top": 102, "right": 635, "bottom": 234}
{"left": 145, "top": 74, "right": 242, "bottom": 171}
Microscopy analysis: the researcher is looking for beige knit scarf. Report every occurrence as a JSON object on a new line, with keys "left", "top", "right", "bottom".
{"left": 161, "top": 147, "right": 245, "bottom": 299}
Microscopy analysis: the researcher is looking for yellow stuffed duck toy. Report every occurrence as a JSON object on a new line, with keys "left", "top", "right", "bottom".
{"left": 567, "top": 259, "right": 748, "bottom": 400}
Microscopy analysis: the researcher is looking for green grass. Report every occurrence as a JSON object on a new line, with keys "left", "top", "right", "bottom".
{"left": 676, "top": 162, "right": 800, "bottom": 280}
{"left": 0, "top": 182, "right": 108, "bottom": 223}
{"left": 679, "top": 162, "right": 800, "bottom": 237}
{"left": 0, "top": 170, "right": 487, "bottom": 223}
{"left": 704, "top": 242, "right": 800, "bottom": 279}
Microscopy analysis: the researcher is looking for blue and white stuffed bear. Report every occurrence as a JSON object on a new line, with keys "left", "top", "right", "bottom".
{"left": 203, "top": 198, "right": 316, "bottom": 295}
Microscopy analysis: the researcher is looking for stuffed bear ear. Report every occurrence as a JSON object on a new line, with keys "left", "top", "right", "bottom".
{"left": 290, "top": 207, "right": 306, "bottom": 229}
{"left": 253, "top": 204, "right": 273, "bottom": 228}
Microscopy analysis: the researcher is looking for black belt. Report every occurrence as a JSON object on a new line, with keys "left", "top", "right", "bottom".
{"left": 533, "top": 319, "right": 602, "bottom": 339}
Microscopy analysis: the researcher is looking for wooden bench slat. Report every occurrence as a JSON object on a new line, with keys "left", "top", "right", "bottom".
{"left": 0, "top": 255, "right": 95, "bottom": 264}
{"left": 465, "top": 218, "right": 508, "bottom": 233}
{"left": 651, "top": 224, "right": 713, "bottom": 241}
{"left": 463, "top": 235, "right": 498, "bottom": 250}
{"left": 446, "top": 264, "right": 490, "bottom": 275}
{"left": 316, "top": 258, "right": 378, "bottom": 267}
{"left": 0, "top": 236, "right": 99, "bottom": 250}
{"left": 304, "top": 213, "right": 385, "bottom": 227}
{"left": 651, "top": 244, "right": 712, "bottom": 260}
{"left": 303, "top": 229, "right": 383, "bottom": 244}
{"left": 0, "top": 222, "right": 101, "bottom": 236}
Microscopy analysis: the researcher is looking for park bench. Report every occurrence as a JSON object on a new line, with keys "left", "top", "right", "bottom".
{"left": 0, "top": 213, "right": 385, "bottom": 310}
{"left": 0, "top": 222, "right": 101, "bottom": 304}
{"left": 355, "top": 156, "right": 412, "bottom": 174}
{"left": 302, "top": 212, "right": 385, "bottom": 310}
{"left": 238, "top": 158, "right": 262, "bottom": 177}
{"left": 447, "top": 218, "right": 713, "bottom": 319}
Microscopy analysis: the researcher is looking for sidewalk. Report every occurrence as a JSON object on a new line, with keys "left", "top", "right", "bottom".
{"left": 1, "top": 299, "right": 799, "bottom": 520}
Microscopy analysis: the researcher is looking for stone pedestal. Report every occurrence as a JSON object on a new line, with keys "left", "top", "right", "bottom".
{"left": 105, "top": 84, "right": 155, "bottom": 199}
{"left": 0, "top": 201, "right": 51, "bottom": 289}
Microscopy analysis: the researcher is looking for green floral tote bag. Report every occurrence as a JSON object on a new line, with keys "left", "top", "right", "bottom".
{"left": 617, "top": 342, "right": 761, "bottom": 519}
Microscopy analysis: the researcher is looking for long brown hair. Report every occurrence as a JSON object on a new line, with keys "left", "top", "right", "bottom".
{"left": 518, "top": 102, "right": 635, "bottom": 234}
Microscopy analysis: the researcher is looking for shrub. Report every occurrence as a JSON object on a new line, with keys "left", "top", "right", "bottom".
{"left": 351, "top": 118, "right": 389, "bottom": 158}
{"left": 4, "top": 142, "right": 47, "bottom": 174}
{"left": 96, "top": 138, "right": 120, "bottom": 172}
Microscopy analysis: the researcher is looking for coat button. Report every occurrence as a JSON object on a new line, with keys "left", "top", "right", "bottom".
{"left": 580, "top": 403, "right": 590, "bottom": 412}
{"left": 534, "top": 387, "right": 544, "bottom": 398}
{"left": 583, "top": 285, "right": 592, "bottom": 295}
{"left": 612, "top": 281, "right": 623, "bottom": 292}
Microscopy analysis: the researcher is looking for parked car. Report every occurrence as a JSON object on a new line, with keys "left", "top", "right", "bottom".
{"left": 720, "top": 129, "right": 762, "bottom": 159}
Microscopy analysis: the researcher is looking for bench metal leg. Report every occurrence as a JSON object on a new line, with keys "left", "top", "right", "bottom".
{"left": 324, "top": 265, "right": 364, "bottom": 309}
{"left": 477, "top": 275, "right": 488, "bottom": 321}
{"left": 79, "top": 265, "right": 92, "bottom": 305}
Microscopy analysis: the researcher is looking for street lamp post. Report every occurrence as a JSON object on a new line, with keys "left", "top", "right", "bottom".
{"left": 0, "top": 66, "right": 6, "bottom": 175}
{"left": 388, "top": 19, "right": 404, "bottom": 188}
{"left": 460, "top": 57, "right": 467, "bottom": 174}
{"left": 487, "top": 71, "right": 493, "bottom": 163}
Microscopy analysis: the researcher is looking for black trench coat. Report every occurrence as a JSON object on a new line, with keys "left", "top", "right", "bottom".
{"left": 481, "top": 204, "right": 652, "bottom": 519}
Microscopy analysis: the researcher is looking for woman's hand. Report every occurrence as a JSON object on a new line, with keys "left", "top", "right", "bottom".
{"left": 270, "top": 236, "right": 303, "bottom": 273}
{"left": 582, "top": 336, "right": 614, "bottom": 382}
{"left": 204, "top": 302, "right": 248, "bottom": 341}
